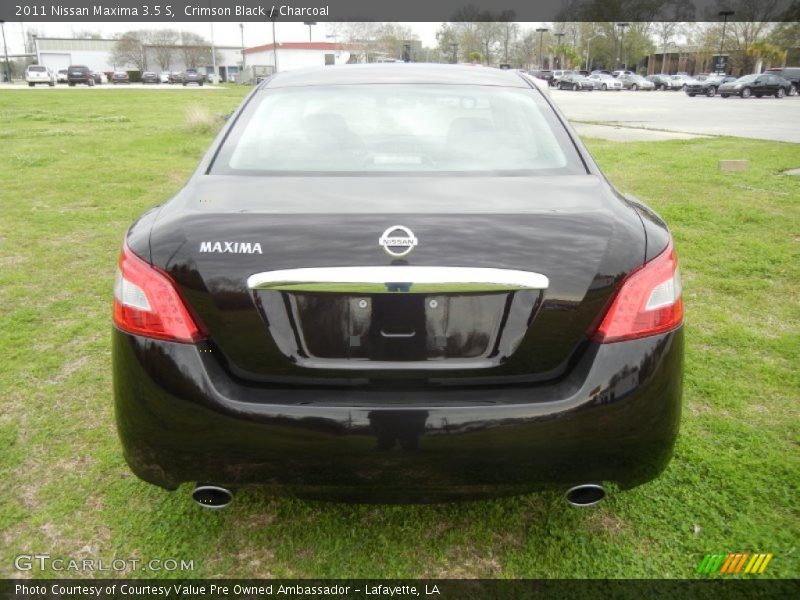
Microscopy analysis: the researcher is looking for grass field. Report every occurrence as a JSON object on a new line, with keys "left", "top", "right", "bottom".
{"left": 0, "top": 88, "right": 798, "bottom": 579}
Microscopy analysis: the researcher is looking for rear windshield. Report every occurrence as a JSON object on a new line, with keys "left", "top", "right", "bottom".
{"left": 28, "top": 66, "right": 46, "bottom": 72}
{"left": 213, "top": 84, "right": 584, "bottom": 175}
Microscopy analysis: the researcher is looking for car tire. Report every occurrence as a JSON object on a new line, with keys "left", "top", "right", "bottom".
{"left": 183, "top": 82, "right": 187, "bottom": 86}
{"left": 721, "top": 94, "right": 728, "bottom": 98}
{"left": 776, "top": 88, "right": 785, "bottom": 98}
{"left": 741, "top": 87, "right": 751, "bottom": 98}
{"left": 199, "top": 82, "right": 204, "bottom": 86}
{"left": 28, "top": 82, "right": 34, "bottom": 87}
{"left": 573, "top": 83, "right": 580, "bottom": 91}
{"left": 631, "top": 84, "right": 638, "bottom": 91}
{"left": 69, "top": 82, "right": 75, "bottom": 87}
{"left": 602, "top": 84, "right": 607, "bottom": 91}
{"left": 688, "top": 93, "right": 696, "bottom": 97}
{"left": 789, "top": 84, "right": 798, "bottom": 96}
{"left": 49, "top": 81, "right": 54, "bottom": 87}
{"left": 706, "top": 86, "right": 717, "bottom": 97}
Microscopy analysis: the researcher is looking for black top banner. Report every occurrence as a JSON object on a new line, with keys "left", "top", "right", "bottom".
{"left": 2, "top": 0, "right": 799, "bottom": 22}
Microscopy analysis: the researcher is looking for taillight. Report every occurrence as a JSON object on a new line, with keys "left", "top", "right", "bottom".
{"left": 113, "top": 241, "right": 206, "bottom": 343}
{"left": 591, "top": 240, "right": 683, "bottom": 343}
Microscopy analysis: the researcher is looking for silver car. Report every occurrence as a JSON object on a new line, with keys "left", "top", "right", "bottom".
{"left": 617, "top": 74, "right": 655, "bottom": 91}
{"left": 588, "top": 73, "right": 623, "bottom": 91}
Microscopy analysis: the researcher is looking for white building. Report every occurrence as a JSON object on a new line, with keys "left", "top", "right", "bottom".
{"left": 242, "top": 42, "right": 362, "bottom": 72}
{"left": 33, "top": 37, "right": 244, "bottom": 80}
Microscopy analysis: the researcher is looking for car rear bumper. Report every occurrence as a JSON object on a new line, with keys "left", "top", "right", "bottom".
{"left": 113, "top": 327, "right": 683, "bottom": 498}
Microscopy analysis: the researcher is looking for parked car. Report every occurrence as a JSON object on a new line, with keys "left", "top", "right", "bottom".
{"left": 617, "top": 74, "right": 655, "bottom": 91}
{"left": 646, "top": 74, "right": 672, "bottom": 90}
{"left": 113, "top": 64, "right": 684, "bottom": 509}
{"left": 551, "top": 69, "right": 573, "bottom": 86}
{"left": 67, "top": 65, "right": 95, "bottom": 86}
{"left": 719, "top": 73, "right": 792, "bottom": 98}
{"left": 159, "top": 72, "right": 171, "bottom": 83}
{"left": 588, "top": 73, "right": 623, "bottom": 90}
{"left": 141, "top": 71, "right": 160, "bottom": 84}
{"left": 92, "top": 71, "right": 108, "bottom": 85}
{"left": 764, "top": 66, "right": 800, "bottom": 96}
{"left": 168, "top": 71, "right": 184, "bottom": 84}
{"left": 667, "top": 74, "right": 693, "bottom": 90}
{"left": 529, "top": 69, "right": 554, "bottom": 86}
{"left": 182, "top": 69, "right": 205, "bottom": 86}
{"left": 684, "top": 75, "right": 737, "bottom": 97}
{"left": 557, "top": 72, "right": 595, "bottom": 91}
{"left": 111, "top": 71, "right": 131, "bottom": 84}
{"left": 25, "top": 65, "right": 55, "bottom": 87}
{"left": 56, "top": 69, "right": 69, "bottom": 83}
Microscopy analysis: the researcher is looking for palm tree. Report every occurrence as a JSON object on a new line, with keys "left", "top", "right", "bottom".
{"left": 746, "top": 40, "right": 782, "bottom": 73}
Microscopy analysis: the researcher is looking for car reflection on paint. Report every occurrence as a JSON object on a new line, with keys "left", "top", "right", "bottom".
{"left": 113, "top": 64, "right": 684, "bottom": 508}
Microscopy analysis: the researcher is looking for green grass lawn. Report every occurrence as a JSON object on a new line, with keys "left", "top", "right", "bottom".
{"left": 0, "top": 88, "right": 798, "bottom": 579}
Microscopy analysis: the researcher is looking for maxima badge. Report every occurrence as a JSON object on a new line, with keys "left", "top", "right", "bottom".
{"left": 379, "top": 225, "right": 418, "bottom": 257}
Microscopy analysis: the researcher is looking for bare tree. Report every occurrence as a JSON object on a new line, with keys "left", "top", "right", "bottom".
{"left": 654, "top": 22, "right": 680, "bottom": 73}
{"left": 179, "top": 31, "right": 213, "bottom": 69}
{"left": 111, "top": 31, "right": 149, "bottom": 71}
{"left": 149, "top": 29, "right": 179, "bottom": 72}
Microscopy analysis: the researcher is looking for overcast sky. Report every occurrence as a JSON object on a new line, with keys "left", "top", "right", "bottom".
{"left": 4, "top": 21, "right": 451, "bottom": 54}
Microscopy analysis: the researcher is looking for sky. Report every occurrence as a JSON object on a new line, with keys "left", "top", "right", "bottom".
{"left": 2, "top": 21, "right": 450, "bottom": 54}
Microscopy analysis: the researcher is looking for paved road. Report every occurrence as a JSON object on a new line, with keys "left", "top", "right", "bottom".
{"left": 549, "top": 88, "right": 800, "bottom": 143}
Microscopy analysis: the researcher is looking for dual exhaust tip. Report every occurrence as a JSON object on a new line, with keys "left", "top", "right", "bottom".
{"left": 191, "top": 483, "right": 605, "bottom": 509}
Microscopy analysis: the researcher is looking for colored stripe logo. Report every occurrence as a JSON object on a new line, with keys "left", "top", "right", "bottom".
{"left": 697, "top": 553, "right": 773, "bottom": 574}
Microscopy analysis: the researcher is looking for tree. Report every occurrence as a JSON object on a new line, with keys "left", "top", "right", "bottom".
{"left": 149, "top": 29, "right": 179, "bottom": 72}
{"left": 654, "top": 22, "right": 680, "bottom": 73}
{"left": 746, "top": 40, "right": 783, "bottom": 73}
{"left": 179, "top": 31, "right": 213, "bottom": 69}
{"left": 111, "top": 31, "right": 148, "bottom": 71}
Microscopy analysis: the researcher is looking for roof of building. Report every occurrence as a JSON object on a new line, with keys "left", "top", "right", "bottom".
{"left": 243, "top": 41, "right": 362, "bottom": 55}
{"left": 264, "top": 63, "right": 531, "bottom": 88}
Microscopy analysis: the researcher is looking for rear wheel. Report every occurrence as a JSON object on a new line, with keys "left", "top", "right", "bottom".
{"left": 776, "top": 88, "right": 785, "bottom": 98}
{"left": 631, "top": 84, "right": 638, "bottom": 91}
{"left": 741, "top": 87, "right": 751, "bottom": 98}
{"left": 573, "top": 83, "right": 579, "bottom": 91}
{"left": 28, "top": 82, "right": 34, "bottom": 87}
{"left": 602, "top": 84, "right": 607, "bottom": 91}
{"left": 790, "top": 84, "right": 798, "bottom": 96}
{"left": 706, "top": 86, "right": 717, "bottom": 97}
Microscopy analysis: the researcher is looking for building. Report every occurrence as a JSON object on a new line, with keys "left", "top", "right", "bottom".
{"left": 32, "top": 37, "right": 244, "bottom": 80}
{"left": 242, "top": 42, "right": 362, "bottom": 72}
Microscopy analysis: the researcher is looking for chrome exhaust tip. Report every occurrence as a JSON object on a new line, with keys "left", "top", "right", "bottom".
{"left": 192, "top": 484, "right": 234, "bottom": 509}
{"left": 565, "top": 483, "right": 606, "bottom": 507}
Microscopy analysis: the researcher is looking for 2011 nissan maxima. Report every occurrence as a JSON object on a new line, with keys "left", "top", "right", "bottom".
{"left": 113, "top": 64, "right": 683, "bottom": 508}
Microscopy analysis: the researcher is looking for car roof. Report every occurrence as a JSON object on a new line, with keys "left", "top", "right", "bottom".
{"left": 264, "top": 63, "right": 530, "bottom": 89}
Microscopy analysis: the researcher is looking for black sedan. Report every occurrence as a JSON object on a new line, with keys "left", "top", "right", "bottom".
{"left": 113, "top": 65, "right": 683, "bottom": 508}
{"left": 557, "top": 73, "right": 594, "bottom": 91}
{"left": 719, "top": 73, "right": 792, "bottom": 98}
{"left": 684, "top": 75, "right": 737, "bottom": 97}
{"left": 141, "top": 71, "right": 160, "bottom": 84}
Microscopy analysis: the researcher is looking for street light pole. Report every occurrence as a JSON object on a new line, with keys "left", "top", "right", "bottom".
{"left": 0, "top": 20, "right": 10, "bottom": 83}
{"left": 303, "top": 21, "right": 316, "bottom": 42}
{"left": 536, "top": 28, "right": 549, "bottom": 70}
{"left": 718, "top": 10, "right": 734, "bottom": 74}
{"left": 584, "top": 34, "right": 599, "bottom": 71}
{"left": 616, "top": 22, "right": 629, "bottom": 69}
{"left": 239, "top": 23, "right": 245, "bottom": 69}
{"left": 554, "top": 31, "right": 565, "bottom": 68}
{"left": 271, "top": 18, "right": 279, "bottom": 73}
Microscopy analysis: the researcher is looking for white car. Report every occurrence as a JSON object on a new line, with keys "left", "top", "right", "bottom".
{"left": 588, "top": 73, "right": 623, "bottom": 90}
{"left": 25, "top": 65, "right": 56, "bottom": 87}
{"left": 159, "top": 72, "right": 170, "bottom": 83}
{"left": 56, "top": 69, "right": 69, "bottom": 83}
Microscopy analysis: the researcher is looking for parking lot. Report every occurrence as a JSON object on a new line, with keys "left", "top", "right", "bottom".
{"left": 549, "top": 87, "right": 800, "bottom": 143}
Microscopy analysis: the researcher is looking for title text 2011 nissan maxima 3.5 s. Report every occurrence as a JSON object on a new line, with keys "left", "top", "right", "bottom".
{"left": 113, "top": 64, "right": 683, "bottom": 509}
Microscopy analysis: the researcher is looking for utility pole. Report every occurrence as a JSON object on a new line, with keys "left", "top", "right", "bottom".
{"left": 536, "top": 28, "right": 549, "bottom": 70}
{"left": 271, "top": 18, "right": 278, "bottom": 73}
{"left": 239, "top": 23, "right": 245, "bottom": 69}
